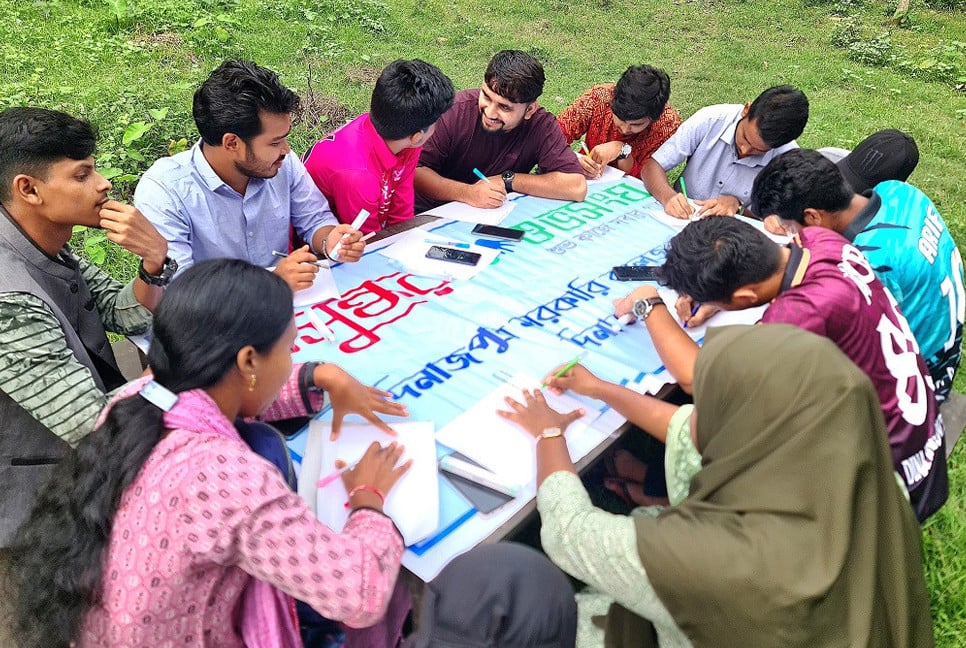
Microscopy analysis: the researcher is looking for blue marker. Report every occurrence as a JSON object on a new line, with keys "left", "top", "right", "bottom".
{"left": 425, "top": 238, "right": 471, "bottom": 249}
{"left": 472, "top": 168, "right": 491, "bottom": 183}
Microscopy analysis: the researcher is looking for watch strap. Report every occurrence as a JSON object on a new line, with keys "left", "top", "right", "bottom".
{"left": 138, "top": 256, "right": 178, "bottom": 287}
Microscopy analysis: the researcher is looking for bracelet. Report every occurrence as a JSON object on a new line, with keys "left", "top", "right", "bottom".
{"left": 344, "top": 484, "right": 386, "bottom": 509}
{"left": 319, "top": 236, "right": 331, "bottom": 261}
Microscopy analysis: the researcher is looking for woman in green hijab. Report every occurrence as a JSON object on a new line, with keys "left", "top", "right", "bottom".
{"left": 498, "top": 324, "right": 933, "bottom": 647}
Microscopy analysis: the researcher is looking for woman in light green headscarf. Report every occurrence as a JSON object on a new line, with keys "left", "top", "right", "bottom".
{"left": 498, "top": 324, "right": 934, "bottom": 647}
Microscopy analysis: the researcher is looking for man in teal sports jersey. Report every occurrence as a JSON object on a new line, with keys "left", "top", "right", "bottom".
{"left": 750, "top": 148, "right": 964, "bottom": 401}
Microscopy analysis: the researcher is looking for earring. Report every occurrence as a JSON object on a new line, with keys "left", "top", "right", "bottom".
{"left": 249, "top": 374, "right": 257, "bottom": 392}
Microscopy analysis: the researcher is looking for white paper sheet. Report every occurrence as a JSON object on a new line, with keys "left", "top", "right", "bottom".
{"left": 434, "top": 373, "right": 600, "bottom": 486}
{"left": 292, "top": 264, "right": 341, "bottom": 307}
{"left": 302, "top": 420, "right": 439, "bottom": 546}
{"left": 423, "top": 199, "right": 517, "bottom": 225}
{"left": 378, "top": 230, "right": 500, "bottom": 281}
{"left": 573, "top": 151, "right": 627, "bottom": 185}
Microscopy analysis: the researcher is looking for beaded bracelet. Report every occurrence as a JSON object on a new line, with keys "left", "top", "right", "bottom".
{"left": 344, "top": 484, "right": 386, "bottom": 509}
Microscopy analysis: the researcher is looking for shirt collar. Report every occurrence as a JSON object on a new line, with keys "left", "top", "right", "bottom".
{"left": 840, "top": 189, "right": 881, "bottom": 242}
{"left": 716, "top": 108, "right": 787, "bottom": 168}
{"left": 363, "top": 114, "right": 405, "bottom": 169}
{"left": 779, "top": 233, "right": 811, "bottom": 293}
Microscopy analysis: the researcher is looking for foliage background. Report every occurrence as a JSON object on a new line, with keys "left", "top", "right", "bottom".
{"left": 0, "top": 0, "right": 964, "bottom": 642}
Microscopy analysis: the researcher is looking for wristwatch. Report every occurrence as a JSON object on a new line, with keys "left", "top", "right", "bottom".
{"left": 616, "top": 143, "right": 632, "bottom": 160}
{"left": 632, "top": 296, "right": 665, "bottom": 321}
{"left": 539, "top": 426, "right": 564, "bottom": 442}
{"left": 502, "top": 170, "right": 515, "bottom": 194}
{"left": 138, "top": 256, "right": 178, "bottom": 287}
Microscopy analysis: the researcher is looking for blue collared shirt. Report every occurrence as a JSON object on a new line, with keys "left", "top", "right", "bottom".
{"left": 134, "top": 140, "right": 337, "bottom": 274}
{"left": 651, "top": 104, "right": 798, "bottom": 205}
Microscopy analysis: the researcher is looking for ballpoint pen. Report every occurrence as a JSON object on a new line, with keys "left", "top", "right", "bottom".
{"left": 271, "top": 250, "right": 325, "bottom": 267}
{"left": 472, "top": 167, "right": 491, "bottom": 183}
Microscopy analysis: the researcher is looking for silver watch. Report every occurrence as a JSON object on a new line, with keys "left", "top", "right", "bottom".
{"left": 616, "top": 143, "right": 632, "bottom": 160}
{"left": 632, "top": 296, "right": 665, "bottom": 320}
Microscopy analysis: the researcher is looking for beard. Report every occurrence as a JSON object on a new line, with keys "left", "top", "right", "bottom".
{"left": 235, "top": 149, "right": 285, "bottom": 179}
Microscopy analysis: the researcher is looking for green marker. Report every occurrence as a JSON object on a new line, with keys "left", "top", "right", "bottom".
{"left": 541, "top": 352, "right": 587, "bottom": 389}
{"left": 680, "top": 177, "right": 697, "bottom": 221}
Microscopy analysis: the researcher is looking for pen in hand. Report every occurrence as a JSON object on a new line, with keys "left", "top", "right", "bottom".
{"left": 680, "top": 177, "right": 698, "bottom": 221}
{"left": 540, "top": 351, "right": 587, "bottom": 389}
{"left": 272, "top": 249, "right": 325, "bottom": 267}
{"left": 682, "top": 302, "right": 701, "bottom": 329}
{"left": 472, "top": 168, "right": 491, "bottom": 184}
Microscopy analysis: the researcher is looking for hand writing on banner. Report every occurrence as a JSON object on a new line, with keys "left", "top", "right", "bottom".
{"left": 674, "top": 295, "right": 720, "bottom": 328}
{"left": 313, "top": 364, "right": 409, "bottom": 439}
{"left": 541, "top": 363, "right": 604, "bottom": 398}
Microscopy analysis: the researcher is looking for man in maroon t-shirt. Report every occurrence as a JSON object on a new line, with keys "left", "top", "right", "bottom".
{"left": 615, "top": 218, "right": 946, "bottom": 522}
{"left": 414, "top": 50, "right": 586, "bottom": 212}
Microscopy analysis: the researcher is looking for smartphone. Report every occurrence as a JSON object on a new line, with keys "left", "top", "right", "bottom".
{"left": 612, "top": 265, "right": 660, "bottom": 281}
{"left": 426, "top": 245, "right": 482, "bottom": 266}
{"left": 471, "top": 223, "right": 525, "bottom": 241}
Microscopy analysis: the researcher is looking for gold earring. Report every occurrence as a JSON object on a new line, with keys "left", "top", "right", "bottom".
{"left": 249, "top": 374, "right": 257, "bottom": 392}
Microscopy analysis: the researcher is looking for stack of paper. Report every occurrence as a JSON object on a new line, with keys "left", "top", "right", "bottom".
{"left": 423, "top": 199, "right": 517, "bottom": 225}
{"left": 298, "top": 420, "right": 439, "bottom": 546}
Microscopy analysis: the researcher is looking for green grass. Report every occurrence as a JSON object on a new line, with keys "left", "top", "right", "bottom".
{"left": 1, "top": 0, "right": 965, "bottom": 641}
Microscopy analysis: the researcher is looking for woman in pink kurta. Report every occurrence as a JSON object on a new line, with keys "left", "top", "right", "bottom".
{"left": 11, "top": 259, "right": 411, "bottom": 647}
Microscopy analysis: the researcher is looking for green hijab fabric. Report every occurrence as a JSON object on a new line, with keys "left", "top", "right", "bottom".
{"left": 627, "top": 324, "right": 933, "bottom": 647}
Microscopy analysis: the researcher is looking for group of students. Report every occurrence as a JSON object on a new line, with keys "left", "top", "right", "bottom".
{"left": 0, "top": 47, "right": 961, "bottom": 648}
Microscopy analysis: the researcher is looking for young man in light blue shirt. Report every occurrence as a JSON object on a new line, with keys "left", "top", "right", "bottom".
{"left": 135, "top": 60, "right": 365, "bottom": 292}
{"left": 640, "top": 85, "right": 808, "bottom": 219}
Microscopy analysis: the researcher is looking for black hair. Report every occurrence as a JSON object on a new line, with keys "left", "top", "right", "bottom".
{"left": 0, "top": 107, "right": 97, "bottom": 203}
{"left": 370, "top": 59, "right": 455, "bottom": 141}
{"left": 750, "top": 149, "right": 853, "bottom": 224}
{"left": 746, "top": 85, "right": 809, "bottom": 148}
{"left": 611, "top": 65, "right": 671, "bottom": 122}
{"left": 483, "top": 50, "right": 545, "bottom": 104}
{"left": 193, "top": 59, "right": 300, "bottom": 146}
{"left": 10, "top": 259, "right": 293, "bottom": 647}
{"left": 659, "top": 218, "right": 783, "bottom": 304}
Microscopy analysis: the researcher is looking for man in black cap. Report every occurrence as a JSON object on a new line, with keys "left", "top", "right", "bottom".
{"left": 751, "top": 148, "right": 962, "bottom": 401}
{"left": 820, "top": 128, "right": 920, "bottom": 193}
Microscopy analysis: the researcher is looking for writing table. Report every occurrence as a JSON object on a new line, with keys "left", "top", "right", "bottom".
{"left": 287, "top": 177, "right": 765, "bottom": 580}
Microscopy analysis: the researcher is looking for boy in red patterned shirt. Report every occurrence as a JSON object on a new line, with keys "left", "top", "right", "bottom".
{"left": 557, "top": 65, "right": 681, "bottom": 179}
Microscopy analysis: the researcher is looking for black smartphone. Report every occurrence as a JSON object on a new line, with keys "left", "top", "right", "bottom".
{"left": 471, "top": 223, "right": 525, "bottom": 241}
{"left": 426, "top": 245, "right": 482, "bottom": 266}
{"left": 612, "top": 265, "right": 660, "bottom": 281}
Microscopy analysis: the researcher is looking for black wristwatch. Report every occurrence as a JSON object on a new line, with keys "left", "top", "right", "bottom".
{"left": 501, "top": 170, "right": 515, "bottom": 194}
{"left": 616, "top": 143, "right": 632, "bottom": 160}
{"left": 138, "top": 256, "right": 178, "bottom": 287}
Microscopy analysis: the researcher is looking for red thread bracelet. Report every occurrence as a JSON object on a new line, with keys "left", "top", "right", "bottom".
{"left": 344, "top": 484, "right": 386, "bottom": 509}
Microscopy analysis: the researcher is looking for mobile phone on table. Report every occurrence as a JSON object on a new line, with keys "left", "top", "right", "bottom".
{"left": 612, "top": 265, "right": 660, "bottom": 281}
{"left": 426, "top": 245, "right": 482, "bottom": 266}
{"left": 471, "top": 223, "right": 525, "bottom": 241}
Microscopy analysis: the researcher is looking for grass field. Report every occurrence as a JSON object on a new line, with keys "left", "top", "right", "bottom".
{"left": 1, "top": 0, "right": 964, "bottom": 642}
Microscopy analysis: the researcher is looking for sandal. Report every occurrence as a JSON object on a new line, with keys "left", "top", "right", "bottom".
{"left": 603, "top": 477, "right": 670, "bottom": 508}
{"left": 603, "top": 449, "right": 649, "bottom": 483}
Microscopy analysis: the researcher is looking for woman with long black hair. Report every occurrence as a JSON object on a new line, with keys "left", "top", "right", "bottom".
{"left": 11, "top": 259, "right": 410, "bottom": 647}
